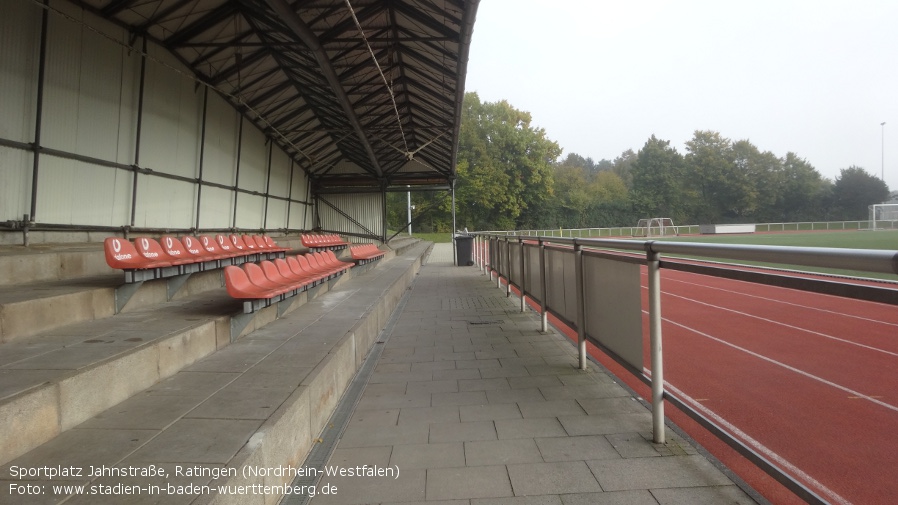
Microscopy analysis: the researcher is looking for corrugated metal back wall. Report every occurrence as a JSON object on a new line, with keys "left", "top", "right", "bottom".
{"left": 0, "top": 0, "right": 315, "bottom": 233}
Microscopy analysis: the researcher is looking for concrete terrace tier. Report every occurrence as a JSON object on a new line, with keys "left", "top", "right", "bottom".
{"left": 0, "top": 241, "right": 430, "bottom": 504}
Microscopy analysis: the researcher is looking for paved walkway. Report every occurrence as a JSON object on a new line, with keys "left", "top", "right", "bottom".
{"left": 308, "top": 243, "right": 757, "bottom": 505}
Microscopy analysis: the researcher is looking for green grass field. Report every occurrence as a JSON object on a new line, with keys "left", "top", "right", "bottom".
{"left": 649, "top": 230, "right": 898, "bottom": 281}
{"left": 409, "top": 232, "right": 453, "bottom": 243}
{"left": 656, "top": 230, "right": 898, "bottom": 250}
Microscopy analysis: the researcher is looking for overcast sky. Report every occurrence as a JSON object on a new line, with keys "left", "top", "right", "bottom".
{"left": 464, "top": 0, "right": 898, "bottom": 191}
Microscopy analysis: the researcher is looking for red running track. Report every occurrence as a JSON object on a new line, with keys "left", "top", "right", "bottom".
{"left": 509, "top": 264, "right": 898, "bottom": 505}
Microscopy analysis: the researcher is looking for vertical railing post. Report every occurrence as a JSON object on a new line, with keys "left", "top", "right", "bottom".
{"left": 647, "top": 244, "right": 666, "bottom": 444}
{"left": 473, "top": 235, "right": 478, "bottom": 271}
{"left": 480, "top": 235, "right": 486, "bottom": 274}
{"left": 495, "top": 238, "right": 502, "bottom": 288}
{"left": 574, "top": 241, "right": 587, "bottom": 370}
{"left": 539, "top": 238, "right": 548, "bottom": 332}
{"left": 519, "top": 237, "right": 526, "bottom": 312}
{"left": 505, "top": 237, "right": 512, "bottom": 297}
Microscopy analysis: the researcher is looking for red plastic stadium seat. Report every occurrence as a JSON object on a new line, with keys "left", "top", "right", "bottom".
{"left": 223, "top": 265, "right": 278, "bottom": 299}
{"left": 296, "top": 254, "right": 332, "bottom": 278}
{"left": 243, "top": 263, "right": 293, "bottom": 295}
{"left": 286, "top": 256, "right": 324, "bottom": 284}
{"left": 214, "top": 234, "right": 243, "bottom": 257}
{"left": 350, "top": 243, "right": 384, "bottom": 261}
{"left": 104, "top": 237, "right": 171, "bottom": 270}
{"left": 228, "top": 234, "right": 249, "bottom": 251}
{"left": 181, "top": 235, "right": 225, "bottom": 261}
{"left": 263, "top": 235, "right": 288, "bottom": 252}
{"left": 274, "top": 258, "right": 314, "bottom": 286}
{"left": 159, "top": 235, "right": 196, "bottom": 264}
{"left": 133, "top": 237, "right": 183, "bottom": 266}
{"left": 325, "top": 250, "right": 353, "bottom": 271}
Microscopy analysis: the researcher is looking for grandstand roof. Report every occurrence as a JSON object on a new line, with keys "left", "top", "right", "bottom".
{"left": 71, "top": 0, "right": 479, "bottom": 192}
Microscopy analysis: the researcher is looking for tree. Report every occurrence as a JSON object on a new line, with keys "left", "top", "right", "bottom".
{"left": 777, "top": 153, "right": 830, "bottom": 221}
{"left": 611, "top": 149, "right": 637, "bottom": 189}
{"left": 731, "top": 140, "right": 781, "bottom": 222}
{"left": 456, "top": 92, "right": 561, "bottom": 230}
{"left": 831, "top": 166, "right": 890, "bottom": 220}
{"left": 630, "top": 136, "right": 689, "bottom": 222}
{"left": 553, "top": 163, "right": 591, "bottom": 227}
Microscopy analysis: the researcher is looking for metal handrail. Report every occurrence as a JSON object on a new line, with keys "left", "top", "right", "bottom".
{"left": 468, "top": 232, "right": 898, "bottom": 505}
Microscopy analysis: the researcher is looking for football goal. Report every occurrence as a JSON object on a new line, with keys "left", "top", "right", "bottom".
{"left": 633, "top": 217, "right": 678, "bottom": 237}
{"left": 869, "top": 204, "right": 898, "bottom": 230}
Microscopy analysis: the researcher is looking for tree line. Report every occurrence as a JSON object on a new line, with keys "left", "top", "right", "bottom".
{"left": 391, "top": 93, "right": 891, "bottom": 232}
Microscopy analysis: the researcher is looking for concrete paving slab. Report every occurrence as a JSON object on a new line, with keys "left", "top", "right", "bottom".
{"left": 426, "top": 465, "right": 513, "bottom": 500}
{"left": 79, "top": 393, "right": 202, "bottom": 429}
{"left": 186, "top": 385, "right": 293, "bottom": 420}
{"left": 518, "top": 399, "right": 586, "bottom": 419}
{"left": 586, "top": 456, "right": 734, "bottom": 491}
{"left": 338, "top": 422, "right": 430, "bottom": 447}
{"left": 464, "top": 439, "right": 543, "bottom": 467}
{"left": 429, "top": 421, "right": 497, "bottom": 443}
{"left": 507, "top": 460, "right": 602, "bottom": 495}
{"left": 651, "top": 485, "right": 759, "bottom": 504}
{"left": 459, "top": 403, "right": 522, "bottom": 422}
{"left": 432, "top": 368, "right": 482, "bottom": 381}
{"left": 127, "top": 418, "right": 262, "bottom": 464}
{"left": 559, "top": 490, "right": 659, "bottom": 505}
{"left": 431, "top": 391, "right": 488, "bottom": 406}
{"left": 534, "top": 435, "right": 620, "bottom": 462}
{"left": 390, "top": 442, "right": 465, "bottom": 469}
{"left": 397, "top": 405, "right": 461, "bottom": 425}
{"left": 494, "top": 418, "right": 567, "bottom": 439}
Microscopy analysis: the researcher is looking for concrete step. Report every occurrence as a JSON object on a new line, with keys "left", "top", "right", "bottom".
{"left": 0, "top": 235, "right": 308, "bottom": 287}
{"left": 0, "top": 235, "right": 310, "bottom": 343}
{"left": 0, "top": 256, "right": 370, "bottom": 467}
{"left": 0, "top": 243, "right": 109, "bottom": 287}
{"left": 0, "top": 242, "right": 430, "bottom": 504}
{"left": 0, "top": 269, "right": 232, "bottom": 343}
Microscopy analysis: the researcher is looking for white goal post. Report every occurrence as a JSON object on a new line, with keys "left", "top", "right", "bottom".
{"left": 869, "top": 204, "right": 898, "bottom": 230}
{"left": 633, "top": 217, "right": 678, "bottom": 237}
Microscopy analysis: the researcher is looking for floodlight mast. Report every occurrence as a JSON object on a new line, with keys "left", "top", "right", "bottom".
{"left": 882, "top": 122, "right": 887, "bottom": 181}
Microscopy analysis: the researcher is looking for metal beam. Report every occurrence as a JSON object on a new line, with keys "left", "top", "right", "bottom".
{"left": 263, "top": 0, "right": 384, "bottom": 177}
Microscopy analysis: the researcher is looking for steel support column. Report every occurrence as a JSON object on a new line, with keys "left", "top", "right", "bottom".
{"left": 647, "top": 247, "right": 665, "bottom": 443}
{"left": 451, "top": 181, "right": 457, "bottom": 265}
{"left": 539, "top": 238, "right": 548, "bottom": 332}
{"left": 574, "top": 241, "right": 587, "bottom": 370}
{"left": 195, "top": 86, "right": 209, "bottom": 230}
{"left": 232, "top": 115, "right": 244, "bottom": 228}
{"left": 519, "top": 238, "right": 526, "bottom": 312}
{"left": 130, "top": 36, "right": 147, "bottom": 227}
{"left": 29, "top": 0, "right": 49, "bottom": 223}
{"left": 263, "top": 139, "right": 273, "bottom": 229}
{"left": 505, "top": 237, "right": 511, "bottom": 297}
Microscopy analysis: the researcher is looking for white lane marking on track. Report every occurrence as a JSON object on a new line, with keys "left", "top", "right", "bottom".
{"left": 656, "top": 378, "right": 853, "bottom": 505}
{"left": 656, "top": 290, "right": 898, "bottom": 358}
{"left": 659, "top": 273, "right": 898, "bottom": 328}
{"left": 661, "top": 316, "right": 898, "bottom": 413}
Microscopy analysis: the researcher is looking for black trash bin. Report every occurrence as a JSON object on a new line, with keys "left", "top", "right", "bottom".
{"left": 454, "top": 234, "right": 474, "bottom": 266}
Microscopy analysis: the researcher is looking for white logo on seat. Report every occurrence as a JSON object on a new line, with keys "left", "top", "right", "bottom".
{"left": 112, "top": 239, "right": 121, "bottom": 253}
{"left": 185, "top": 237, "right": 193, "bottom": 247}
{"left": 141, "top": 238, "right": 149, "bottom": 250}
{"left": 166, "top": 237, "right": 173, "bottom": 248}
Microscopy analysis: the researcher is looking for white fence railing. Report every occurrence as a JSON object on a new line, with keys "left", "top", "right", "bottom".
{"left": 482, "top": 220, "right": 897, "bottom": 238}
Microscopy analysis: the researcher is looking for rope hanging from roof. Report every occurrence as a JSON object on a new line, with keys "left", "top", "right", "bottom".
{"left": 343, "top": 0, "right": 409, "bottom": 156}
